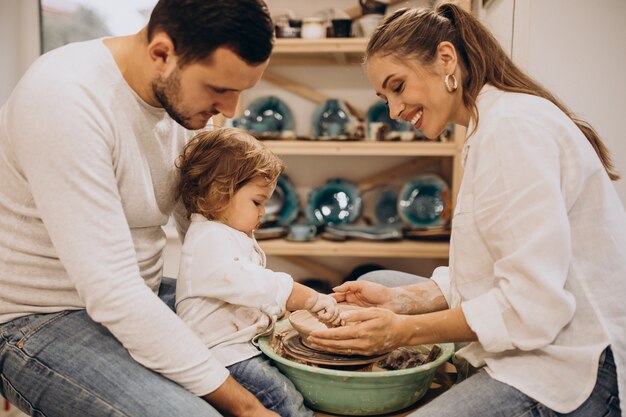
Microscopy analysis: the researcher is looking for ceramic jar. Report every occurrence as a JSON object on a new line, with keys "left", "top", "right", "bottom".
{"left": 301, "top": 17, "right": 326, "bottom": 39}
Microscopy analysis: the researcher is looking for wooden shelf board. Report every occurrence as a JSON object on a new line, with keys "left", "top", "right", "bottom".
{"left": 273, "top": 38, "right": 368, "bottom": 54}
{"left": 259, "top": 239, "right": 449, "bottom": 258}
{"left": 271, "top": 38, "right": 368, "bottom": 65}
{"left": 261, "top": 140, "right": 457, "bottom": 156}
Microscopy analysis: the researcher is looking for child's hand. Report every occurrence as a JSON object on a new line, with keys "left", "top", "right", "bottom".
{"left": 307, "top": 294, "right": 342, "bottom": 327}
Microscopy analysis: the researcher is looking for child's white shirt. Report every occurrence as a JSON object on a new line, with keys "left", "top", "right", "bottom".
{"left": 176, "top": 214, "right": 294, "bottom": 366}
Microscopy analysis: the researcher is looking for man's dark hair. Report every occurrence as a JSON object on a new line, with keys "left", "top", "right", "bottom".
{"left": 147, "top": 0, "right": 273, "bottom": 66}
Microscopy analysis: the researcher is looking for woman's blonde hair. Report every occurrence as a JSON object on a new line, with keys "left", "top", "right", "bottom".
{"left": 176, "top": 127, "right": 284, "bottom": 219}
{"left": 366, "top": 3, "right": 619, "bottom": 180}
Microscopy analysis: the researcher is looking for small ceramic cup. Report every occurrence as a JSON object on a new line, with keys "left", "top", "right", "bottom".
{"left": 368, "top": 121, "right": 386, "bottom": 141}
{"left": 287, "top": 222, "right": 318, "bottom": 241}
{"left": 331, "top": 19, "right": 352, "bottom": 38}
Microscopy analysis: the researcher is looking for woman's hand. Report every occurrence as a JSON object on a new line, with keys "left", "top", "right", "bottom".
{"left": 305, "top": 307, "right": 411, "bottom": 356}
{"left": 308, "top": 305, "right": 477, "bottom": 356}
{"left": 333, "top": 280, "right": 449, "bottom": 315}
{"left": 331, "top": 281, "right": 399, "bottom": 311}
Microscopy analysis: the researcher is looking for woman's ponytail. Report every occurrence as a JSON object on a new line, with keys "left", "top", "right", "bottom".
{"left": 366, "top": 3, "right": 619, "bottom": 180}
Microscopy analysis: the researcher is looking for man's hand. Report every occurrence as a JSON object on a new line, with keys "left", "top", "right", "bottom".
{"left": 202, "top": 376, "right": 279, "bottom": 417}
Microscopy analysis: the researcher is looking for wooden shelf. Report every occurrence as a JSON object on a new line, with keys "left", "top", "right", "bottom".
{"left": 271, "top": 38, "right": 368, "bottom": 65}
{"left": 262, "top": 140, "right": 457, "bottom": 156}
{"left": 274, "top": 38, "right": 368, "bottom": 53}
{"left": 251, "top": 35, "right": 459, "bottom": 262}
{"left": 259, "top": 239, "right": 450, "bottom": 259}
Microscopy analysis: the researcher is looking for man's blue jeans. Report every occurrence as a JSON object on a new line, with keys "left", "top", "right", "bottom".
{"left": 227, "top": 355, "right": 313, "bottom": 417}
{"left": 0, "top": 278, "right": 221, "bottom": 417}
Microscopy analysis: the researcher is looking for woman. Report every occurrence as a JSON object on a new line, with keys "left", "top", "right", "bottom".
{"left": 307, "top": 4, "right": 624, "bottom": 416}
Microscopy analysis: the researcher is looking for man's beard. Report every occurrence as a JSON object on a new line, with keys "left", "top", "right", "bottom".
{"left": 152, "top": 68, "right": 198, "bottom": 130}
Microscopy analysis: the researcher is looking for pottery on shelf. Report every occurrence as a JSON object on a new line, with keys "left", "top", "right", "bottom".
{"left": 254, "top": 226, "right": 288, "bottom": 240}
{"left": 365, "top": 100, "right": 424, "bottom": 141}
{"left": 359, "top": 0, "right": 387, "bottom": 15}
{"left": 398, "top": 174, "right": 452, "bottom": 229}
{"left": 371, "top": 187, "right": 401, "bottom": 225}
{"left": 261, "top": 174, "right": 299, "bottom": 227}
{"left": 232, "top": 95, "right": 295, "bottom": 139}
{"left": 311, "top": 99, "right": 358, "bottom": 140}
{"left": 324, "top": 224, "right": 402, "bottom": 241}
{"left": 286, "top": 222, "right": 318, "bottom": 242}
{"left": 306, "top": 178, "right": 362, "bottom": 226}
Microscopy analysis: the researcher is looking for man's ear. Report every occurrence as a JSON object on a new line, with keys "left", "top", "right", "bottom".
{"left": 147, "top": 32, "right": 177, "bottom": 74}
{"left": 436, "top": 41, "right": 458, "bottom": 75}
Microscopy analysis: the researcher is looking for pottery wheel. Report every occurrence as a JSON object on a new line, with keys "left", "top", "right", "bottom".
{"left": 282, "top": 331, "right": 388, "bottom": 366}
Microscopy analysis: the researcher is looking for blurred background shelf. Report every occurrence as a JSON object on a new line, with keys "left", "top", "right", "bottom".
{"left": 273, "top": 38, "right": 368, "bottom": 53}
{"left": 262, "top": 140, "right": 458, "bottom": 156}
{"left": 258, "top": 239, "right": 450, "bottom": 258}
{"left": 271, "top": 38, "right": 368, "bottom": 65}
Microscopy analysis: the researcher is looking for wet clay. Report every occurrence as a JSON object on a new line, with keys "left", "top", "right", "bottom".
{"left": 269, "top": 327, "right": 441, "bottom": 372}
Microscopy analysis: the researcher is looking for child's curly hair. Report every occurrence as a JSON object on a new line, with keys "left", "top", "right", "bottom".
{"left": 176, "top": 127, "right": 284, "bottom": 219}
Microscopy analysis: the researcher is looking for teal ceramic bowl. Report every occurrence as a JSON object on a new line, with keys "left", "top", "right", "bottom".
{"left": 258, "top": 320, "right": 454, "bottom": 416}
{"left": 398, "top": 174, "right": 451, "bottom": 229}
{"left": 269, "top": 175, "right": 299, "bottom": 226}
{"left": 306, "top": 178, "right": 362, "bottom": 226}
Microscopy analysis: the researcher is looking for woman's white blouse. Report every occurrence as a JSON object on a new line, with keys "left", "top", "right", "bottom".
{"left": 431, "top": 84, "right": 626, "bottom": 413}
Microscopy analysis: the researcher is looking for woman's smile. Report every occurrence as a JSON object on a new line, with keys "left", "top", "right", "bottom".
{"left": 407, "top": 108, "right": 424, "bottom": 129}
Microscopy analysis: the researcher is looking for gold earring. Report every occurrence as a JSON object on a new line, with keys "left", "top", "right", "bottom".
{"left": 444, "top": 74, "right": 458, "bottom": 93}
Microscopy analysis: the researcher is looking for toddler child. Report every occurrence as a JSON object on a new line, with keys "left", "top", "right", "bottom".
{"left": 175, "top": 127, "right": 340, "bottom": 417}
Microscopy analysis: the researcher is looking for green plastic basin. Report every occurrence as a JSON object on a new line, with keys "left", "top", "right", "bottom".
{"left": 257, "top": 319, "right": 454, "bottom": 416}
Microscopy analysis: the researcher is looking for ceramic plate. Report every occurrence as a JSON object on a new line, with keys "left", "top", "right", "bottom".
{"left": 254, "top": 226, "right": 288, "bottom": 240}
{"left": 262, "top": 175, "right": 299, "bottom": 227}
{"left": 403, "top": 226, "right": 451, "bottom": 240}
{"left": 306, "top": 178, "right": 362, "bottom": 226}
{"left": 324, "top": 224, "right": 402, "bottom": 241}
{"left": 371, "top": 188, "right": 401, "bottom": 225}
{"left": 398, "top": 174, "right": 452, "bottom": 229}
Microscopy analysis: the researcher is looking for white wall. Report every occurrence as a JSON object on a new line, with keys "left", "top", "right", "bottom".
{"left": 0, "top": 0, "right": 40, "bottom": 105}
{"left": 3, "top": 0, "right": 624, "bottom": 280}
{"left": 478, "top": 0, "right": 626, "bottom": 206}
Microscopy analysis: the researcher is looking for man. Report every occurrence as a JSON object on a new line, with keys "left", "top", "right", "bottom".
{"left": 0, "top": 1, "right": 278, "bottom": 416}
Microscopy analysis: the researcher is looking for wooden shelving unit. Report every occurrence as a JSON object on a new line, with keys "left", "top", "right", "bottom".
{"left": 245, "top": 34, "right": 465, "bottom": 267}
{"left": 259, "top": 239, "right": 450, "bottom": 259}
{"left": 270, "top": 38, "right": 369, "bottom": 65}
{"left": 273, "top": 38, "right": 369, "bottom": 54}
{"left": 262, "top": 140, "right": 457, "bottom": 157}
